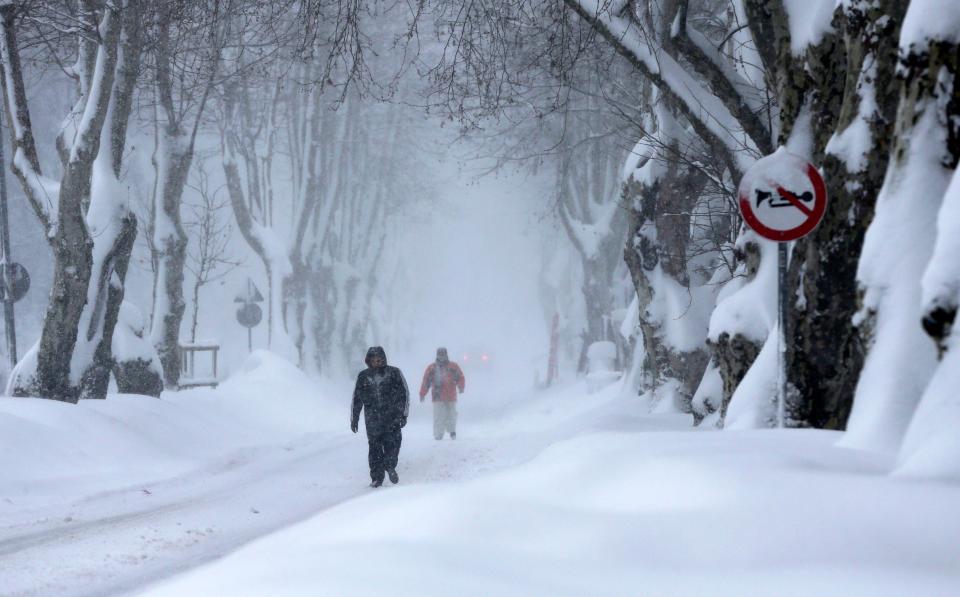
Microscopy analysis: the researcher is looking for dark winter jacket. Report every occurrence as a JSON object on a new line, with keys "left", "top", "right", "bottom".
{"left": 351, "top": 347, "right": 410, "bottom": 436}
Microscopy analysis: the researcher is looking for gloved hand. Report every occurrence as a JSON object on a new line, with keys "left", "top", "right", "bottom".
{"left": 351, "top": 420, "right": 358, "bottom": 433}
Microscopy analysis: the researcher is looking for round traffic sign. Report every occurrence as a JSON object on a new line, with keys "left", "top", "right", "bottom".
{"left": 737, "top": 150, "right": 827, "bottom": 242}
{"left": 0, "top": 262, "right": 30, "bottom": 303}
{"left": 236, "top": 303, "right": 262, "bottom": 328}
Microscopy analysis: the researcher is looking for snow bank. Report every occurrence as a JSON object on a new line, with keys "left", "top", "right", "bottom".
{"left": 149, "top": 429, "right": 960, "bottom": 597}
{"left": 0, "top": 351, "right": 337, "bottom": 509}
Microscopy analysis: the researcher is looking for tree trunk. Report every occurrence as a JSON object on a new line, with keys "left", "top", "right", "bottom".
{"left": 708, "top": 238, "right": 763, "bottom": 421}
{"left": 844, "top": 23, "right": 960, "bottom": 452}
{"left": 79, "top": 0, "right": 158, "bottom": 398}
{"left": 622, "top": 120, "right": 711, "bottom": 410}
{"left": 784, "top": 1, "right": 905, "bottom": 428}
{"left": 2, "top": 5, "right": 121, "bottom": 401}
{"left": 150, "top": 131, "right": 191, "bottom": 389}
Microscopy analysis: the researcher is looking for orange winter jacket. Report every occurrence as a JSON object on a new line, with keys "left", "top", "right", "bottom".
{"left": 419, "top": 362, "right": 465, "bottom": 402}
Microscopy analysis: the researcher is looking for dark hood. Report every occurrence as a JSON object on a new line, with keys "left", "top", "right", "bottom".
{"left": 365, "top": 346, "right": 388, "bottom": 368}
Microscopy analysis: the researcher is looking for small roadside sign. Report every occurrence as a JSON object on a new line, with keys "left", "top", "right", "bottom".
{"left": 736, "top": 149, "right": 829, "bottom": 429}
{"left": 236, "top": 303, "right": 262, "bottom": 328}
{"left": 737, "top": 150, "right": 827, "bottom": 242}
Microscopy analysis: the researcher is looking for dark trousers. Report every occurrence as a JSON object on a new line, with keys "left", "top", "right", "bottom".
{"left": 367, "top": 427, "right": 402, "bottom": 482}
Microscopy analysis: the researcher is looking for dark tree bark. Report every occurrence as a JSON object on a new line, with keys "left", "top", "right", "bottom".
{"left": 783, "top": 0, "right": 906, "bottom": 428}
{"left": 0, "top": 3, "right": 122, "bottom": 402}
{"left": 81, "top": 0, "right": 158, "bottom": 399}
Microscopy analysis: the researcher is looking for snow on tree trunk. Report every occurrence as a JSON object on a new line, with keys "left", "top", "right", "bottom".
{"left": 706, "top": 233, "right": 770, "bottom": 425}
{"left": 897, "top": 4, "right": 960, "bottom": 477}
{"left": 896, "top": 166, "right": 960, "bottom": 479}
{"left": 622, "top": 131, "right": 711, "bottom": 412}
{"left": 76, "top": 158, "right": 139, "bottom": 399}
{"left": 1, "top": 4, "right": 121, "bottom": 402}
{"left": 77, "top": 1, "right": 158, "bottom": 399}
{"left": 112, "top": 302, "right": 163, "bottom": 397}
{"left": 783, "top": 0, "right": 905, "bottom": 429}
{"left": 555, "top": 121, "right": 626, "bottom": 375}
{"left": 844, "top": 5, "right": 960, "bottom": 453}
{"left": 150, "top": 129, "right": 191, "bottom": 389}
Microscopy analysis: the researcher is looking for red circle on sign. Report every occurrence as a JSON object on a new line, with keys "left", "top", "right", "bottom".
{"left": 738, "top": 161, "right": 827, "bottom": 242}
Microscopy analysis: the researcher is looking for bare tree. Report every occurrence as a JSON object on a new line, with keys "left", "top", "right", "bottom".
{"left": 184, "top": 156, "right": 241, "bottom": 342}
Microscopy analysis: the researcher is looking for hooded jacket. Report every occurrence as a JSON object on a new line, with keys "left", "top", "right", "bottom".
{"left": 351, "top": 347, "right": 410, "bottom": 435}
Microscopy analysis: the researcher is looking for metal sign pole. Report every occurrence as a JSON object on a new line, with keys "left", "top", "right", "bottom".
{"left": 777, "top": 242, "right": 788, "bottom": 428}
{"left": 0, "top": 107, "right": 17, "bottom": 368}
{"left": 738, "top": 150, "right": 827, "bottom": 429}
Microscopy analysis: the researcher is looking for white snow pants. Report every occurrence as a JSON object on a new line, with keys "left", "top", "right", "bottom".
{"left": 433, "top": 401, "right": 457, "bottom": 439}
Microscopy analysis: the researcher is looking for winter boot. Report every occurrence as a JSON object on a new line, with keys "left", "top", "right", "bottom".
{"left": 370, "top": 478, "right": 383, "bottom": 488}
{"left": 388, "top": 468, "right": 399, "bottom": 484}
{"left": 450, "top": 432, "right": 456, "bottom": 440}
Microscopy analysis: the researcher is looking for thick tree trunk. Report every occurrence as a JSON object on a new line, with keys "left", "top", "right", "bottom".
{"left": 2, "top": 5, "right": 121, "bottom": 401}
{"left": 78, "top": 211, "right": 139, "bottom": 398}
{"left": 80, "top": 0, "right": 159, "bottom": 398}
{"left": 784, "top": 1, "right": 905, "bottom": 428}
{"left": 576, "top": 254, "right": 619, "bottom": 372}
{"left": 708, "top": 238, "right": 763, "bottom": 421}
{"left": 150, "top": 132, "right": 191, "bottom": 389}
{"left": 623, "top": 128, "right": 710, "bottom": 410}
{"left": 844, "top": 27, "right": 960, "bottom": 452}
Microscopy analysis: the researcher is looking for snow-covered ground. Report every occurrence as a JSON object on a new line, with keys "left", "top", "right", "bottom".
{"left": 1, "top": 352, "right": 958, "bottom": 596}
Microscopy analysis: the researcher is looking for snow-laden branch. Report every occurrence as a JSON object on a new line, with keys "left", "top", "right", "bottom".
{"left": 564, "top": 0, "right": 761, "bottom": 175}
{"left": 0, "top": 5, "right": 57, "bottom": 237}
{"left": 671, "top": 3, "right": 773, "bottom": 155}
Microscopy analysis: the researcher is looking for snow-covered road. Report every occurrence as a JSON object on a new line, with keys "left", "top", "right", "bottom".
{"left": 0, "top": 352, "right": 678, "bottom": 596}
{"left": 0, "top": 418, "right": 566, "bottom": 595}
{"left": 3, "top": 352, "right": 958, "bottom": 597}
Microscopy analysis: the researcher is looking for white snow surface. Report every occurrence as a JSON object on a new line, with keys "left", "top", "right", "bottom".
{"left": 2, "top": 351, "right": 959, "bottom": 596}
{"left": 899, "top": 166, "right": 960, "bottom": 479}
{"left": 708, "top": 231, "right": 777, "bottom": 343}
{"left": 113, "top": 302, "right": 162, "bottom": 363}
{"left": 783, "top": 0, "right": 836, "bottom": 55}
{"left": 920, "top": 165, "right": 960, "bottom": 321}
{"left": 897, "top": 326, "right": 960, "bottom": 480}
{"left": 150, "top": 411, "right": 958, "bottom": 596}
{"left": 900, "top": 0, "right": 960, "bottom": 48}
{"left": 725, "top": 324, "right": 778, "bottom": 429}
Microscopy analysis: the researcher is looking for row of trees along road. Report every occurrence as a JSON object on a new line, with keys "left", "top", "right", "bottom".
{"left": 425, "top": 0, "right": 960, "bottom": 478}
{"left": 1, "top": 0, "right": 959, "bottom": 477}
{"left": 0, "top": 0, "right": 430, "bottom": 398}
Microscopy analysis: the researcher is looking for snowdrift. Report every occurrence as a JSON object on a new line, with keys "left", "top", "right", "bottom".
{"left": 0, "top": 350, "right": 340, "bottom": 511}
{"left": 148, "top": 427, "right": 960, "bottom": 597}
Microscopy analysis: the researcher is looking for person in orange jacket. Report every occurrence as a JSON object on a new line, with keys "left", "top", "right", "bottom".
{"left": 419, "top": 347, "right": 465, "bottom": 440}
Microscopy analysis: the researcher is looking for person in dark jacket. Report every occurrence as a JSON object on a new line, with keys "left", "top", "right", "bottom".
{"left": 351, "top": 346, "right": 410, "bottom": 487}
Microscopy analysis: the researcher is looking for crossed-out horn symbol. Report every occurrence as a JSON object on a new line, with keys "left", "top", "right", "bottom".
{"left": 755, "top": 183, "right": 814, "bottom": 216}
